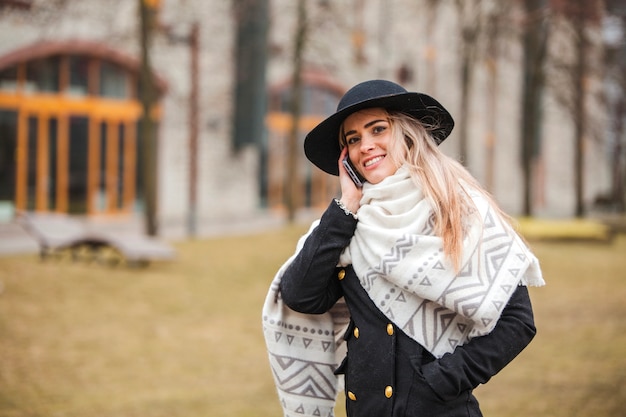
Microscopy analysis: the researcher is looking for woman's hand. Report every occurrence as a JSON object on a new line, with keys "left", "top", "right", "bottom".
{"left": 338, "top": 147, "right": 362, "bottom": 214}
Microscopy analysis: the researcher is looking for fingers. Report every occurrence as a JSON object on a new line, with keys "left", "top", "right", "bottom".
{"left": 338, "top": 146, "right": 348, "bottom": 170}
{"left": 337, "top": 147, "right": 362, "bottom": 213}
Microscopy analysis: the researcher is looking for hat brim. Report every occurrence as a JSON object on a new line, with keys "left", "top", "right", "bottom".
{"left": 304, "top": 92, "right": 454, "bottom": 176}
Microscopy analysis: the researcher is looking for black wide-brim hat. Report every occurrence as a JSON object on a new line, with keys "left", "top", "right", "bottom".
{"left": 304, "top": 79, "right": 454, "bottom": 175}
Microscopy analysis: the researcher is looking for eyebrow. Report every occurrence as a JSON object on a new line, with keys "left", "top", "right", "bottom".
{"left": 343, "top": 119, "right": 387, "bottom": 139}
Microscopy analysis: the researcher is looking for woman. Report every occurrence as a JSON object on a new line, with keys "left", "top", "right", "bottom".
{"left": 262, "top": 80, "right": 544, "bottom": 417}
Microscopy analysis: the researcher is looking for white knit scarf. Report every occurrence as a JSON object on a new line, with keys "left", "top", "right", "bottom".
{"left": 262, "top": 166, "right": 544, "bottom": 417}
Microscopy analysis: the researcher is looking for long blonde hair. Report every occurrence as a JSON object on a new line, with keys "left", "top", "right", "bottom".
{"left": 386, "top": 111, "right": 515, "bottom": 272}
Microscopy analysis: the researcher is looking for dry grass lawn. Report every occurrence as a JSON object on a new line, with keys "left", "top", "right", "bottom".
{"left": 0, "top": 226, "right": 625, "bottom": 417}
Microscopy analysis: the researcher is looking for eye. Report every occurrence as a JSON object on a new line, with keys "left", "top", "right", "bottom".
{"left": 346, "top": 136, "right": 360, "bottom": 145}
{"left": 372, "top": 125, "right": 387, "bottom": 134}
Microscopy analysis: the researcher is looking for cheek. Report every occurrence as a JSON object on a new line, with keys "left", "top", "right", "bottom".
{"left": 347, "top": 148, "right": 360, "bottom": 164}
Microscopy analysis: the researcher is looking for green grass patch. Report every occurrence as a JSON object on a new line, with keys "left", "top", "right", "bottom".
{"left": 1, "top": 227, "right": 625, "bottom": 417}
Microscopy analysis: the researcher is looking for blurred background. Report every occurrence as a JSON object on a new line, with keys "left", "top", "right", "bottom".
{"left": 0, "top": 0, "right": 625, "bottom": 240}
{"left": 1, "top": 1, "right": 626, "bottom": 416}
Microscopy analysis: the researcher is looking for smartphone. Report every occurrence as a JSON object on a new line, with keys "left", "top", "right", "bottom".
{"left": 342, "top": 155, "right": 364, "bottom": 188}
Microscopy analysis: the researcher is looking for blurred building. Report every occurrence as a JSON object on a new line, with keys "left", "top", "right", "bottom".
{"left": 0, "top": 0, "right": 621, "bottom": 239}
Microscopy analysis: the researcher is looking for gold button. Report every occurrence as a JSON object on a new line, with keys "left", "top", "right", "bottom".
{"left": 353, "top": 327, "right": 359, "bottom": 338}
{"left": 387, "top": 323, "right": 394, "bottom": 336}
{"left": 338, "top": 269, "right": 346, "bottom": 280}
{"left": 348, "top": 391, "right": 357, "bottom": 401}
{"left": 385, "top": 385, "right": 393, "bottom": 398}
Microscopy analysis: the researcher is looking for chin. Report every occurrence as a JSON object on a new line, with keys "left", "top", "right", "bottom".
{"left": 364, "top": 174, "right": 386, "bottom": 185}
{"left": 364, "top": 167, "right": 398, "bottom": 184}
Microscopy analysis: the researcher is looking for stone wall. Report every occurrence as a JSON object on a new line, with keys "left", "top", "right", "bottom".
{"left": 267, "top": 0, "right": 612, "bottom": 217}
{"left": 0, "top": 0, "right": 615, "bottom": 238}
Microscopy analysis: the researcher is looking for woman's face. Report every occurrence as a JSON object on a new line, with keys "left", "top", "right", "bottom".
{"left": 342, "top": 107, "right": 400, "bottom": 184}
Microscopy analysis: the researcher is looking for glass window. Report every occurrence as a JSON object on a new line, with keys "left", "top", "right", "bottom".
{"left": 276, "top": 89, "right": 290, "bottom": 113}
{"left": 98, "top": 121, "right": 107, "bottom": 210}
{"left": 100, "top": 61, "right": 128, "bottom": 99}
{"left": 0, "top": 111, "right": 17, "bottom": 220}
{"left": 271, "top": 83, "right": 340, "bottom": 116}
{"left": 0, "top": 51, "right": 150, "bottom": 215}
{"left": 68, "top": 56, "right": 89, "bottom": 96}
{"left": 26, "top": 116, "right": 37, "bottom": 210}
{"left": 48, "top": 118, "right": 58, "bottom": 211}
{"left": 117, "top": 123, "right": 125, "bottom": 209}
{"left": 135, "top": 120, "right": 145, "bottom": 212}
{"left": 318, "top": 88, "right": 338, "bottom": 115}
{"left": 0, "top": 66, "right": 17, "bottom": 92}
{"left": 68, "top": 116, "right": 88, "bottom": 214}
{"left": 96, "top": 122, "right": 111, "bottom": 211}
{"left": 25, "top": 56, "right": 60, "bottom": 93}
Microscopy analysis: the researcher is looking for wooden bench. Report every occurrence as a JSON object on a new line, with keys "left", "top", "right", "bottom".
{"left": 17, "top": 212, "right": 176, "bottom": 267}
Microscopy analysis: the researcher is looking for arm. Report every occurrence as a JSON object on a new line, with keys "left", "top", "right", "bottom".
{"left": 279, "top": 200, "right": 358, "bottom": 314}
{"left": 421, "top": 285, "right": 537, "bottom": 400}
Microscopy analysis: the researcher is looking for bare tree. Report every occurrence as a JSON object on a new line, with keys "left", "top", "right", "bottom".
{"left": 454, "top": 0, "right": 516, "bottom": 175}
{"left": 285, "top": 0, "right": 307, "bottom": 222}
{"left": 422, "top": 0, "right": 439, "bottom": 95}
{"left": 570, "top": 1, "right": 594, "bottom": 217}
{"left": 519, "top": 0, "right": 550, "bottom": 217}
{"left": 482, "top": 0, "right": 512, "bottom": 192}
{"left": 455, "top": 0, "right": 483, "bottom": 166}
{"left": 138, "top": 0, "right": 158, "bottom": 235}
{"left": 548, "top": 0, "right": 603, "bottom": 217}
{"left": 604, "top": 1, "right": 626, "bottom": 212}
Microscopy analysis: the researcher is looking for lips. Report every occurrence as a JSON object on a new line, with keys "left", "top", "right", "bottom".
{"left": 364, "top": 155, "right": 385, "bottom": 168}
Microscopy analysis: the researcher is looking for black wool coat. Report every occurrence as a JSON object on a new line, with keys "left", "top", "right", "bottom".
{"left": 280, "top": 201, "right": 537, "bottom": 417}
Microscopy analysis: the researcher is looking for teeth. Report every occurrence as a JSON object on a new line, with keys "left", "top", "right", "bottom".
{"left": 365, "top": 156, "right": 384, "bottom": 167}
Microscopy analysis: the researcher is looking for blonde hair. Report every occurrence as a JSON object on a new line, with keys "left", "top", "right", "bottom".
{"left": 385, "top": 111, "right": 515, "bottom": 272}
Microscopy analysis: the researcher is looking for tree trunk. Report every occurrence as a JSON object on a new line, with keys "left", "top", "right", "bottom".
{"left": 458, "top": 44, "right": 472, "bottom": 166}
{"left": 485, "top": 55, "right": 498, "bottom": 192}
{"left": 573, "top": 40, "right": 586, "bottom": 217}
{"left": 456, "top": 0, "right": 480, "bottom": 167}
{"left": 286, "top": 0, "right": 307, "bottom": 222}
{"left": 138, "top": 0, "right": 158, "bottom": 236}
{"left": 520, "top": 0, "right": 548, "bottom": 217}
{"left": 614, "top": 98, "right": 625, "bottom": 211}
{"left": 187, "top": 23, "right": 199, "bottom": 237}
{"left": 572, "top": 2, "right": 588, "bottom": 218}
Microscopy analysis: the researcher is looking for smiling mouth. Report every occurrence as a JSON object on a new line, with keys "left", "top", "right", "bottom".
{"left": 364, "top": 155, "right": 385, "bottom": 168}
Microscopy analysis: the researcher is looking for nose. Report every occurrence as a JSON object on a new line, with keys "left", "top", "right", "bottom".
{"left": 359, "top": 134, "right": 376, "bottom": 153}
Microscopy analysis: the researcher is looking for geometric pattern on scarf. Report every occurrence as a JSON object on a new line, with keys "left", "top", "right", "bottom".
{"left": 355, "top": 208, "right": 533, "bottom": 356}
{"left": 341, "top": 166, "right": 544, "bottom": 357}
{"left": 263, "top": 166, "right": 544, "bottom": 416}
{"left": 262, "top": 226, "right": 350, "bottom": 417}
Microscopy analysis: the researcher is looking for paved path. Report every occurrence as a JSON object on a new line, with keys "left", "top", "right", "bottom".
{"left": 2, "top": 212, "right": 622, "bottom": 258}
{"left": 0, "top": 222, "right": 39, "bottom": 256}
{"left": 0, "top": 211, "right": 288, "bottom": 257}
